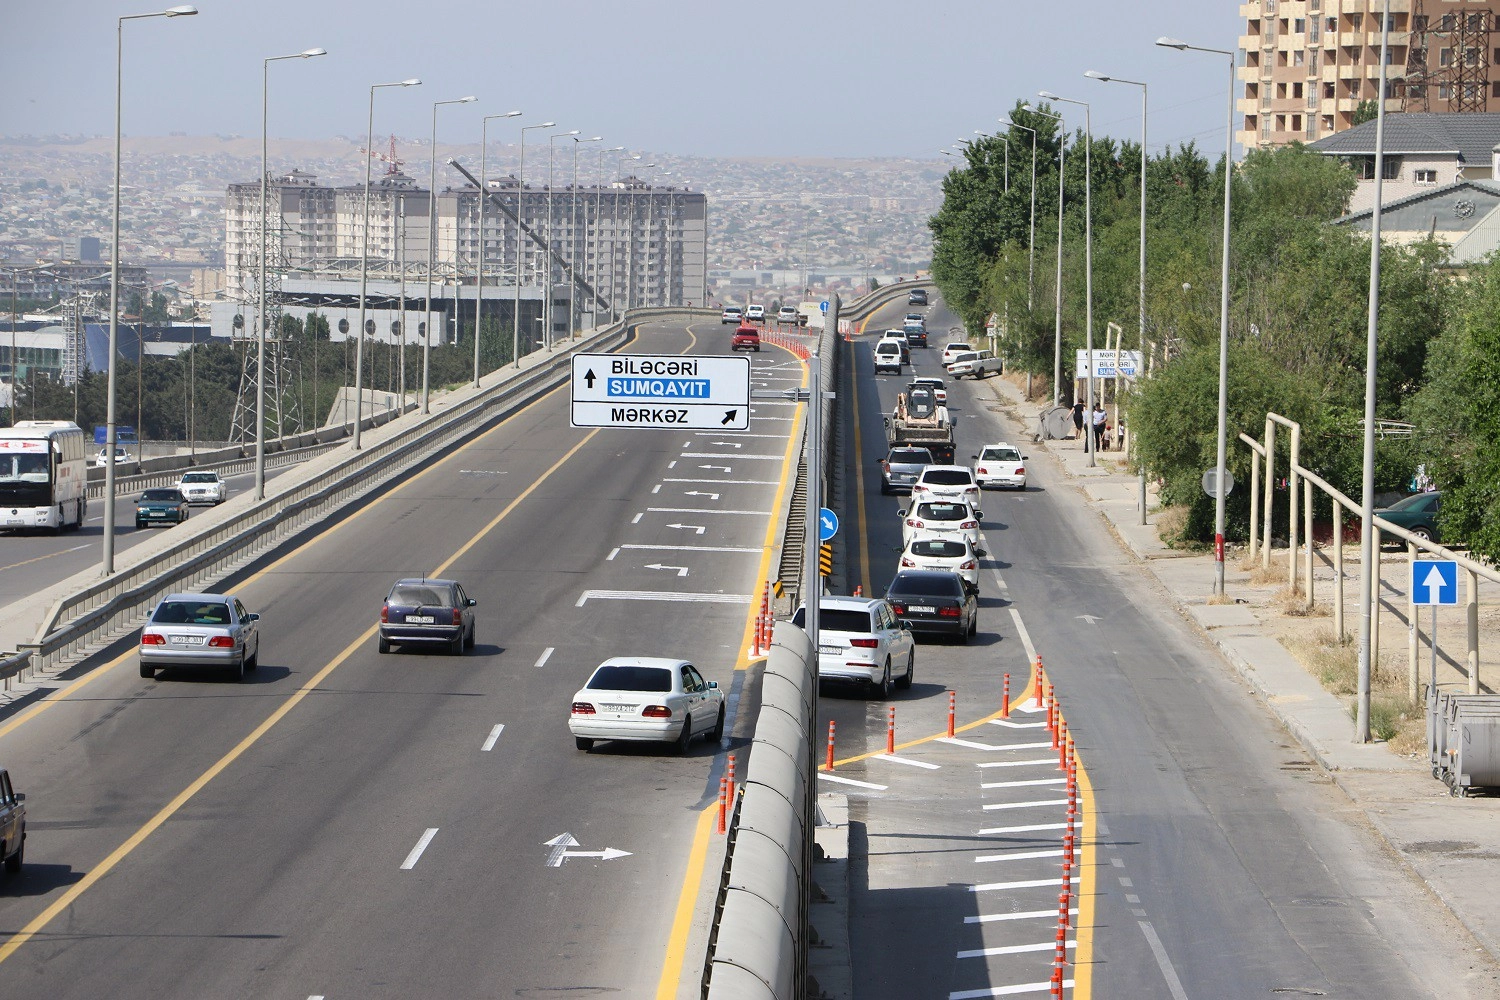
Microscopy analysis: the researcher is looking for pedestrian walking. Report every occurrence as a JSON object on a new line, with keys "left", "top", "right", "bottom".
{"left": 1072, "top": 400, "right": 1086, "bottom": 442}
{"left": 1092, "top": 403, "right": 1108, "bottom": 450}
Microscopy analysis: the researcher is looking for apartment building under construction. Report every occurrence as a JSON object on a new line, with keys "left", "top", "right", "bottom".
{"left": 1238, "top": 0, "right": 1500, "bottom": 149}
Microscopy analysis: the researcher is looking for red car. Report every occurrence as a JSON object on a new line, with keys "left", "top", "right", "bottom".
{"left": 732, "top": 322, "right": 762, "bottom": 352}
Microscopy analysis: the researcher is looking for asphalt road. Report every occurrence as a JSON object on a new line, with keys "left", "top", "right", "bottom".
{"left": 0, "top": 319, "right": 797, "bottom": 998}
{"left": 822, "top": 295, "right": 1486, "bottom": 998}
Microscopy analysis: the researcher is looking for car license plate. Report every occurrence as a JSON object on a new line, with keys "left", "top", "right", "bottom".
{"left": 406, "top": 614, "right": 435, "bottom": 624}
{"left": 909, "top": 605, "right": 935, "bottom": 613}
{"left": 818, "top": 644, "right": 841, "bottom": 654}
{"left": 148, "top": 512, "right": 165, "bottom": 517}
{"left": 170, "top": 634, "right": 206, "bottom": 645}
{"left": 5, "top": 519, "right": 21, "bottom": 526}
{"left": 602, "top": 703, "right": 634, "bottom": 713}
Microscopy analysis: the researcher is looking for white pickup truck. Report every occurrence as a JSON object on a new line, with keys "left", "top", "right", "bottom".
{"left": 0, "top": 768, "right": 25, "bottom": 875}
{"left": 946, "top": 349, "right": 1003, "bottom": 380}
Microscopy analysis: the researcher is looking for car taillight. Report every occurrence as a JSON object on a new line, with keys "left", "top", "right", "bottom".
{"left": 891, "top": 603, "right": 906, "bottom": 615}
{"left": 642, "top": 705, "right": 672, "bottom": 719}
{"left": 939, "top": 607, "right": 962, "bottom": 618}
{"left": 906, "top": 519, "right": 923, "bottom": 528}
{"left": 850, "top": 638, "right": 879, "bottom": 648}
{"left": 961, "top": 520, "right": 979, "bottom": 529}
{"left": 976, "top": 466, "right": 988, "bottom": 475}
{"left": 960, "top": 559, "right": 977, "bottom": 570}
{"left": 900, "top": 556, "right": 916, "bottom": 567}
{"left": 141, "top": 632, "right": 164, "bottom": 645}
{"left": 380, "top": 604, "right": 389, "bottom": 623}
{"left": 452, "top": 609, "right": 463, "bottom": 625}
{"left": 571, "top": 702, "right": 596, "bottom": 715}
{"left": 1015, "top": 467, "right": 1025, "bottom": 476}
{"left": 208, "top": 636, "right": 235, "bottom": 648}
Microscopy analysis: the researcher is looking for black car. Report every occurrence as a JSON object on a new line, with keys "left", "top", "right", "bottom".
{"left": 885, "top": 569, "right": 978, "bottom": 642}
{"left": 905, "top": 327, "right": 928, "bottom": 348}
{"left": 379, "top": 578, "right": 477, "bottom": 655}
{"left": 879, "top": 446, "right": 936, "bottom": 495}
{"left": 908, "top": 289, "right": 929, "bottom": 306}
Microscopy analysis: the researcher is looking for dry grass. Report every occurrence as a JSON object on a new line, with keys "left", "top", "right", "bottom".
{"left": 1282, "top": 625, "right": 1426, "bottom": 750}
{"left": 1275, "top": 589, "right": 1331, "bottom": 618}
{"left": 1206, "top": 591, "right": 1236, "bottom": 606}
{"left": 1156, "top": 505, "right": 1208, "bottom": 551}
{"left": 1244, "top": 562, "right": 1287, "bottom": 587}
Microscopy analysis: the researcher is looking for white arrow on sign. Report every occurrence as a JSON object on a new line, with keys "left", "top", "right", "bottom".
{"left": 699, "top": 464, "right": 731, "bottom": 473}
{"left": 1421, "top": 564, "right": 1448, "bottom": 604}
{"left": 667, "top": 522, "right": 706, "bottom": 535}
{"left": 646, "top": 563, "right": 691, "bottom": 577}
{"left": 544, "top": 833, "right": 632, "bottom": 868}
{"left": 1076, "top": 614, "right": 1102, "bottom": 625}
{"left": 684, "top": 491, "right": 720, "bottom": 500}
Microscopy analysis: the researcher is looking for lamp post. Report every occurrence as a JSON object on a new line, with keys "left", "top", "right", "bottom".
{"left": 421, "top": 95, "right": 475, "bottom": 415}
{"left": 1158, "top": 36, "right": 1235, "bottom": 596}
{"left": 1355, "top": 0, "right": 1394, "bottom": 741}
{"left": 545, "top": 130, "right": 580, "bottom": 350}
{"left": 104, "top": 4, "right": 197, "bottom": 577}
{"left": 1023, "top": 103, "right": 1066, "bottom": 406}
{"left": 569, "top": 135, "right": 602, "bottom": 339}
{"left": 476, "top": 110, "right": 522, "bottom": 387}
{"left": 257, "top": 46, "right": 325, "bottom": 502}
{"left": 998, "top": 118, "right": 1038, "bottom": 309}
{"left": 1039, "top": 91, "right": 1095, "bottom": 467}
{"left": 511, "top": 122, "right": 556, "bottom": 368}
{"left": 354, "top": 78, "right": 420, "bottom": 452}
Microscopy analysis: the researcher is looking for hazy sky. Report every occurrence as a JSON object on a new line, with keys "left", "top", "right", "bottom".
{"left": 3, "top": 1, "right": 1244, "bottom": 160}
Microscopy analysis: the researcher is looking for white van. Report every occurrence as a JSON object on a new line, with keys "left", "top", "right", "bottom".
{"left": 873, "top": 340, "right": 905, "bottom": 374}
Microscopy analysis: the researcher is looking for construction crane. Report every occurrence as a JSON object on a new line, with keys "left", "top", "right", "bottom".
{"left": 359, "top": 134, "right": 406, "bottom": 176}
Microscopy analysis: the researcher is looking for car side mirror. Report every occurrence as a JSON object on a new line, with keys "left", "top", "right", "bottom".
{"left": 897, "top": 509, "right": 907, "bottom": 517}
{"left": 974, "top": 510, "right": 983, "bottom": 519}
{"left": 708, "top": 680, "right": 719, "bottom": 689}
{"left": 971, "top": 454, "right": 979, "bottom": 460}
{"left": 964, "top": 581, "right": 980, "bottom": 596}
{"left": 246, "top": 613, "right": 260, "bottom": 622}
{"left": 1022, "top": 455, "right": 1030, "bottom": 460}
{"left": 468, "top": 599, "right": 477, "bottom": 607}
{"left": 976, "top": 547, "right": 987, "bottom": 557}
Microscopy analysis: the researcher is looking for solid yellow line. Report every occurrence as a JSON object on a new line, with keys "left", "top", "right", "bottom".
{"left": 654, "top": 803, "right": 719, "bottom": 1000}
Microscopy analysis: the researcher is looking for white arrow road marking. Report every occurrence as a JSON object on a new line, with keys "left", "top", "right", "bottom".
{"left": 1076, "top": 614, "right": 1102, "bottom": 625}
{"left": 666, "top": 522, "right": 707, "bottom": 534}
{"left": 401, "top": 828, "right": 439, "bottom": 869}
{"left": 482, "top": 724, "right": 505, "bottom": 752}
{"left": 1422, "top": 564, "right": 1448, "bottom": 603}
{"left": 698, "top": 464, "right": 732, "bottom": 473}
{"left": 645, "top": 563, "right": 690, "bottom": 577}
{"left": 683, "top": 491, "right": 720, "bottom": 500}
{"left": 694, "top": 432, "right": 786, "bottom": 439}
{"left": 544, "top": 833, "right": 631, "bottom": 867}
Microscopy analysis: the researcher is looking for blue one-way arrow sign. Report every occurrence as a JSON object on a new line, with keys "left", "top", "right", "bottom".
{"left": 1411, "top": 559, "right": 1458, "bottom": 606}
{"left": 818, "top": 507, "right": 838, "bottom": 542}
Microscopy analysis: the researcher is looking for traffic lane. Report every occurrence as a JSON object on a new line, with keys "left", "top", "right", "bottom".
{"left": 0, "top": 460, "right": 303, "bottom": 624}
{"left": 943, "top": 381, "right": 1473, "bottom": 994}
{"left": 0, "top": 317, "right": 778, "bottom": 995}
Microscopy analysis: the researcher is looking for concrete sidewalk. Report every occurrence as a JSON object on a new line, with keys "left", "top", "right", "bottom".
{"left": 979, "top": 372, "right": 1500, "bottom": 968}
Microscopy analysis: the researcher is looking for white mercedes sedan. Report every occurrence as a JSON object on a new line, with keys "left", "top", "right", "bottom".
{"left": 569, "top": 657, "right": 725, "bottom": 754}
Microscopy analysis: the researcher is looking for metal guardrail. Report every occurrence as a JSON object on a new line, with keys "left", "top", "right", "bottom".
{"left": 12, "top": 309, "right": 710, "bottom": 681}
{"left": 0, "top": 650, "right": 32, "bottom": 685}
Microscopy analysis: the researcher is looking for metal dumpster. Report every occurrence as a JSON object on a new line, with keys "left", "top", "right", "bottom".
{"left": 1437, "top": 695, "right": 1500, "bottom": 796}
{"left": 1428, "top": 691, "right": 1458, "bottom": 778}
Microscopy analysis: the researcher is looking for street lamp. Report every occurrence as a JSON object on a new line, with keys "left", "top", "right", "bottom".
{"left": 1039, "top": 91, "right": 1096, "bottom": 467}
{"left": 998, "top": 117, "right": 1038, "bottom": 309}
{"left": 1157, "top": 36, "right": 1235, "bottom": 597}
{"left": 569, "top": 135, "right": 602, "bottom": 339}
{"left": 476, "top": 110, "right": 522, "bottom": 387}
{"left": 546, "top": 130, "right": 581, "bottom": 349}
{"left": 422, "top": 94, "right": 476, "bottom": 414}
{"left": 1024, "top": 103, "right": 1066, "bottom": 405}
{"left": 512, "top": 122, "right": 556, "bottom": 368}
{"left": 354, "top": 77, "right": 421, "bottom": 452}
{"left": 977, "top": 129, "right": 1008, "bottom": 190}
{"left": 257, "top": 46, "right": 325, "bottom": 502}
{"left": 104, "top": 4, "right": 197, "bottom": 577}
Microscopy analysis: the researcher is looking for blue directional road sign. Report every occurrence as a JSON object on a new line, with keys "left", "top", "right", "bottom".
{"left": 818, "top": 507, "right": 839, "bottom": 542}
{"left": 1411, "top": 559, "right": 1459, "bottom": 606}
{"left": 819, "top": 300, "right": 830, "bottom": 314}
{"left": 570, "top": 353, "right": 750, "bottom": 430}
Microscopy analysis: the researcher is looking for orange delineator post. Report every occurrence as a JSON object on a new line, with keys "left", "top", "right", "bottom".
{"left": 716, "top": 776, "right": 728, "bottom": 835}
{"left": 824, "top": 720, "right": 836, "bottom": 771}
{"left": 886, "top": 706, "right": 896, "bottom": 755}
{"left": 947, "top": 690, "right": 956, "bottom": 738}
{"left": 1057, "top": 717, "right": 1069, "bottom": 768}
{"left": 727, "top": 754, "right": 737, "bottom": 805}
{"left": 1002, "top": 672, "right": 1011, "bottom": 718}
{"left": 1034, "top": 657, "right": 1044, "bottom": 706}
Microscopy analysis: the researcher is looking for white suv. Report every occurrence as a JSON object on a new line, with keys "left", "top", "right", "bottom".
{"left": 910, "top": 465, "right": 981, "bottom": 509}
{"left": 899, "top": 499, "right": 983, "bottom": 548}
{"left": 176, "top": 470, "right": 227, "bottom": 505}
{"left": 745, "top": 304, "right": 766, "bottom": 322}
{"left": 792, "top": 596, "right": 915, "bottom": 698}
{"left": 941, "top": 342, "right": 974, "bottom": 366}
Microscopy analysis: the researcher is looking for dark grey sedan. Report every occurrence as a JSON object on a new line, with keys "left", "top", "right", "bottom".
{"left": 885, "top": 569, "right": 978, "bottom": 642}
{"left": 379, "top": 578, "right": 477, "bottom": 655}
{"left": 879, "top": 446, "right": 936, "bottom": 495}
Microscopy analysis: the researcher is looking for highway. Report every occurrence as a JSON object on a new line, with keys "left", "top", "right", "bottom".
{"left": 0, "top": 318, "right": 790, "bottom": 998}
{"left": 817, "top": 294, "right": 1483, "bottom": 998}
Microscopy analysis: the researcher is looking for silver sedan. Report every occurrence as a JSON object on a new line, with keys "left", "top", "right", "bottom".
{"left": 139, "top": 592, "right": 261, "bottom": 682}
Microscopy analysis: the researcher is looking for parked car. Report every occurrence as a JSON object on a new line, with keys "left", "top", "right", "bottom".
{"left": 873, "top": 340, "right": 906, "bottom": 375}
{"left": 732, "top": 322, "right": 762, "bottom": 352}
{"left": 791, "top": 596, "right": 915, "bottom": 698}
{"left": 139, "top": 592, "right": 261, "bottom": 681}
{"left": 885, "top": 569, "right": 979, "bottom": 642}
{"left": 899, "top": 499, "right": 983, "bottom": 548}
{"left": 947, "top": 349, "right": 1003, "bottom": 379}
{"left": 745, "top": 304, "right": 766, "bottom": 323}
{"left": 910, "top": 464, "right": 981, "bottom": 509}
{"left": 95, "top": 445, "right": 135, "bottom": 468}
{"left": 568, "top": 656, "right": 724, "bottom": 753}
{"left": 941, "top": 342, "right": 974, "bottom": 366}
{"left": 974, "top": 443, "right": 1028, "bottom": 490}
{"left": 908, "top": 288, "right": 929, "bottom": 306}
{"left": 135, "top": 488, "right": 189, "bottom": 529}
{"left": 1375, "top": 491, "right": 1442, "bottom": 542}
{"left": 176, "top": 470, "right": 227, "bottom": 505}
{"left": 879, "top": 446, "right": 936, "bottom": 495}
{"left": 378, "top": 577, "right": 477, "bottom": 655}
{"left": 721, "top": 306, "right": 744, "bottom": 325}
{"left": 898, "top": 535, "right": 982, "bottom": 590}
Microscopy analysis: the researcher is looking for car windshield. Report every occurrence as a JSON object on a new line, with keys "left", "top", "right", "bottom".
{"left": 981, "top": 447, "right": 1021, "bottom": 462}
{"left": 916, "top": 502, "right": 969, "bottom": 522}
{"left": 180, "top": 472, "right": 216, "bottom": 483}
{"left": 922, "top": 470, "right": 973, "bottom": 486}
{"left": 152, "top": 600, "right": 231, "bottom": 626}
{"left": 140, "top": 489, "right": 181, "bottom": 502}
{"left": 1388, "top": 492, "right": 1438, "bottom": 511}
{"left": 914, "top": 379, "right": 944, "bottom": 390}
{"left": 791, "top": 607, "right": 874, "bottom": 632}
{"left": 889, "top": 449, "right": 933, "bottom": 464}
{"left": 587, "top": 664, "right": 673, "bottom": 692}
{"left": 889, "top": 573, "right": 962, "bottom": 597}
{"left": 946, "top": 343, "right": 968, "bottom": 352}
{"left": 910, "top": 539, "right": 967, "bottom": 558}
{"left": 0, "top": 454, "right": 49, "bottom": 484}
{"left": 388, "top": 585, "right": 454, "bottom": 607}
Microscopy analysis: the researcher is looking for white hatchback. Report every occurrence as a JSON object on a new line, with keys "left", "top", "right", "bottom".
{"left": 792, "top": 596, "right": 915, "bottom": 698}
{"left": 899, "top": 499, "right": 982, "bottom": 548}
{"left": 974, "top": 442, "right": 1028, "bottom": 490}
{"left": 941, "top": 342, "right": 974, "bottom": 366}
{"left": 910, "top": 464, "right": 981, "bottom": 509}
{"left": 569, "top": 657, "right": 724, "bottom": 754}
{"left": 899, "top": 535, "right": 982, "bottom": 589}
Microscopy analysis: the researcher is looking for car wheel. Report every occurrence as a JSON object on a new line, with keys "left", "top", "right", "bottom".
{"left": 246, "top": 648, "right": 259, "bottom": 671}
{"left": 464, "top": 624, "right": 476, "bottom": 650}
{"left": 4, "top": 840, "right": 22, "bottom": 875}
{"left": 898, "top": 652, "right": 914, "bottom": 690}
{"left": 450, "top": 633, "right": 464, "bottom": 656}
{"left": 675, "top": 715, "right": 694, "bottom": 755}
{"left": 139, "top": 662, "right": 154, "bottom": 679}
{"left": 710, "top": 706, "right": 726, "bottom": 742}
{"left": 1413, "top": 526, "right": 1434, "bottom": 541}
{"left": 378, "top": 636, "right": 391, "bottom": 654}
{"left": 575, "top": 736, "right": 594, "bottom": 752}
{"left": 232, "top": 656, "right": 245, "bottom": 682}
{"left": 874, "top": 661, "right": 893, "bottom": 700}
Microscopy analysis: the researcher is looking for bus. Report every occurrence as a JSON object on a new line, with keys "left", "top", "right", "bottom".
{"left": 0, "top": 420, "right": 90, "bottom": 533}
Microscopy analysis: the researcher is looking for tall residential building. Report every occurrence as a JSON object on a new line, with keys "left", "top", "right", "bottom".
{"left": 1237, "top": 0, "right": 1500, "bottom": 150}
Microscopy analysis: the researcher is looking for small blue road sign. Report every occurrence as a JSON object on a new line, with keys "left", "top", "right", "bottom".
{"left": 1411, "top": 560, "right": 1459, "bottom": 606}
{"left": 818, "top": 507, "right": 839, "bottom": 542}
{"left": 819, "top": 300, "right": 830, "bottom": 314}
